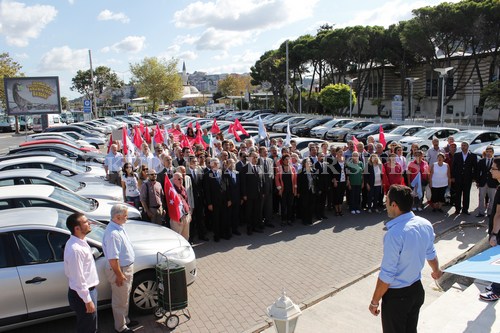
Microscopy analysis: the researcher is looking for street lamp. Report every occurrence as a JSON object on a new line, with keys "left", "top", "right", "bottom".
{"left": 267, "top": 289, "right": 302, "bottom": 333}
{"left": 240, "top": 91, "right": 243, "bottom": 111}
{"left": 406, "top": 77, "right": 419, "bottom": 119}
{"left": 348, "top": 77, "right": 358, "bottom": 118}
{"left": 434, "top": 67, "right": 454, "bottom": 125}
{"left": 295, "top": 82, "right": 302, "bottom": 114}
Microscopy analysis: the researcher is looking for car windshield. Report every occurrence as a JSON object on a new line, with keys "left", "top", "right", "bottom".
{"left": 56, "top": 209, "right": 105, "bottom": 243}
{"left": 414, "top": 128, "right": 438, "bottom": 138}
{"left": 452, "top": 132, "right": 479, "bottom": 142}
{"left": 305, "top": 118, "right": 327, "bottom": 126}
{"left": 49, "top": 187, "right": 94, "bottom": 211}
{"left": 389, "top": 127, "right": 411, "bottom": 135}
{"left": 322, "top": 119, "right": 341, "bottom": 127}
{"left": 53, "top": 157, "right": 87, "bottom": 173}
{"left": 343, "top": 122, "right": 362, "bottom": 129}
{"left": 47, "top": 171, "right": 81, "bottom": 191}
{"left": 361, "top": 124, "right": 379, "bottom": 131}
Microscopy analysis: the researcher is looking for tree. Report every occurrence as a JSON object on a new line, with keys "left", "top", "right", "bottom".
{"left": 319, "top": 83, "right": 356, "bottom": 115}
{"left": 482, "top": 81, "right": 500, "bottom": 122}
{"left": 60, "top": 96, "right": 69, "bottom": 111}
{"left": 71, "top": 66, "right": 122, "bottom": 102}
{"left": 0, "top": 53, "right": 23, "bottom": 108}
{"left": 129, "top": 57, "right": 182, "bottom": 112}
{"left": 217, "top": 74, "right": 253, "bottom": 96}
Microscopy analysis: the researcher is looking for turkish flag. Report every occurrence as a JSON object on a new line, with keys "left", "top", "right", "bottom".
{"left": 164, "top": 176, "right": 182, "bottom": 222}
{"left": 352, "top": 136, "right": 359, "bottom": 152}
{"left": 210, "top": 118, "right": 220, "bottom": 134}
{"left": 195, "top": 121, "right": 201, "bottom": 131}
{"left": 193, "top": 129, "right": 208, "bottom": 149}
{"left": 187, "top": 122, "right": 193, "bottom": 129}
{"left": 234, "top": 118, "right": 248, "bottom": 136}
{"left": 107, "top": 133, "right": 113, "bottom": 153}
{"left": 379, "top": 126, "right": 387, "bottom": 149}
{"left": 144, "top": 126, "right": 151, "bottom": 144}
{"left": 133, "top": 126, "right": 143, "bottom": 148}
{"left": 154, "top": 123, "right": 164, "bottom": 144}
{"left": 228, "top": 123, "right": 241, "bottom": 142}
{"left": 139, "top": 120, "right": 145, "bottom": 135}
{"left": 122, "top": 127, "right": 128, "bottom": 156}
{"left": 180, "top": 134, "right": 191, "bottom": 148}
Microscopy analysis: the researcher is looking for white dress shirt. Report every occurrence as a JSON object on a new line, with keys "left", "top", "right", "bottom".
{"left": 64, "top": 235, "right": 99, "bottom": 303}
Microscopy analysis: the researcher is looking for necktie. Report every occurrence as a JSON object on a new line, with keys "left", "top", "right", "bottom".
{"left": 487, "top": 159, "right": 491, "bottom": 170}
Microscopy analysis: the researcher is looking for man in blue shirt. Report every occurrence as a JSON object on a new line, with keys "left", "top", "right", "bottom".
{"left": 369, "top": 184, "right": 443, "bottom": 333}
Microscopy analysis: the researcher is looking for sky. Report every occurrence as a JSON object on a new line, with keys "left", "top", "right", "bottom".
{"left": 0, "top": 0, "right": 460, "bottom": 99}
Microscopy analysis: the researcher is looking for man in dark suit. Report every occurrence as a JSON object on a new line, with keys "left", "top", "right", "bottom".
{"left": 476, "top": 146, "right": 499, "bottom": 217}
{"left": 241, "top": 152, "right": 264, "bottom": 235}
{"left": 451, "top": 142, "right": 477, "bottom": 215}
{"left": 314, "top": 152, "right": 330, "bottom": 220}
{"left": 259, "top": 146, "right": 275, "bottom": 228}
{"left": 186, "top": 155, "right": 208, "bottom": 242}
{"left": 223, "top": 158, "right": 241, "bottom": 237}
{"left": 203, "top": 158, "right": 229, "bottom": 242}
{"left": 157, "top": 153, "right": 174, "bottom": 192}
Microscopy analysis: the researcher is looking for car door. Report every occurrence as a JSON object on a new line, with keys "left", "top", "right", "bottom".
{"left": 13, "top": 229, "right": 71, "bottom": 318}
{"left": 0, "top": 233, "right": 28, "bottom": 326}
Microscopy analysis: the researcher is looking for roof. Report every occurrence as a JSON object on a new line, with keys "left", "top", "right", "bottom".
{"left": 0, "top": 184, "right": 55, "bottom": 198}
{"left": 0, "top": 168, "right": 52, "bottom": 178}
{"left": 0, "top": 207, "right": 60, "bottom": 229}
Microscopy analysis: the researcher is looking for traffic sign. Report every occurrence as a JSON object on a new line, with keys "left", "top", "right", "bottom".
{"left": 83, "top": 99, "right": 92, "bottom": 113}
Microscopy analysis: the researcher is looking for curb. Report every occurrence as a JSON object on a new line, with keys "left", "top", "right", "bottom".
{"left": 245, "top": 220, "right": 488, "bottom": 333}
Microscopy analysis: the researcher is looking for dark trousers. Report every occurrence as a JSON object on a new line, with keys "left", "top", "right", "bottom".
{"left": 300, "top": 190, "right": 314, "bottom": 224}
{"left": 246, "top": 196, "right": 262, "bottom": 232}
{"left": 349, "top": 185, "right": 362, "bottom": 211}
{"left": 315, "top": 189, "right": 327, "bottom": 218}
{"left": 190, "top": 200, "right": 207, "bottom": 241}
{"left": 228, "top": 199, "right": 240, "bottom": 234}
{"left": 262, "top": 190, "right": 273, "bottom": 224}
{"left": 382, "top": 280, "right": 425, "bottom": 333}
{"left": 367, "top": 185, "right": 382, "bottom": 209}
{"left": 280, "top": 191, "right": 294, "bottom": 222}
{"left": 210, "top": 202, "right": 224, "bottom": 241}
{"left": 454, "top": 181, "right": 472, "bottom": 212}
{"left": 68, "top": 287, "right": 98, "bottom": 333}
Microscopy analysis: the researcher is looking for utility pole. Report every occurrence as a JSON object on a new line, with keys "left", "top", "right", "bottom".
{"left": 89, "top": 50, "right": 98, "bottom": 119}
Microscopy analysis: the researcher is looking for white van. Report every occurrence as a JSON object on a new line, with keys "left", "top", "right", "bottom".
{"left": 32, "top": 114, "right": 65, "bottom": 132}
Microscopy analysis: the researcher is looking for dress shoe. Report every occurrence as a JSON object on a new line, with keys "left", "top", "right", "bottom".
{"left": 453, "top": 210, "right": 460, "bottom": 215}
{"left": 253, "top": 228, "right": 264, "bottom": 233}
{"left": 321, "top": 215, "right": 328, "bottom": 219}
{"left": 462, "top": 210, "right": 470, "bottom": 215}
{"left": 233, "top": 230, "right": 241, "bottom": 236}
{"left": 199, "top": 236, "right": 209, "bottom": 242}
{"left": 476, "top": 213, "right": 485, "bottom": 218}
{"left": 116, "top": 328, "right": 134, "bottom": 333}
{"left": 265, "top": 222, "right": 275, "bottom": 228}
{"left": 127, "top": 320, "right": 139, "bottom": 328}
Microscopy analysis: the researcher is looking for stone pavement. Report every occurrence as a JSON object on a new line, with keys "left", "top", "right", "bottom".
{"left": 8, "top": 188, "right": 487, "bottom": 333}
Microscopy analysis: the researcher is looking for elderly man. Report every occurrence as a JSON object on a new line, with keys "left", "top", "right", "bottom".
{"left": 170, "top": 172, "right": 192, "bottom": 241}
{"left": 369, "top": 185, "right": 442, "bottom": 333}
{"left": 103, "top": 204, "right": 138, "bottom": 333}
{"left": 426, "top": 138, "right": 444, "bottom": 166}
{"left": 64, "top": 213, "right": 99, "bottom": 333}
{"left": 140, "top": 169, "right": 166, "bottom": 224}
{"left": 135, "top": 143, "right": 162, "bottom": 173}
{"left": 105, "top": 144, "right": 124, "bottom": 186}
{"left": 451, "top": 141, "right": 477, "bottom": 215}
{"left": 186, "top": 155, "right": 208, "bottom": 242}
{"left": 204, "top": 158, "right": 230, "bottom": 242}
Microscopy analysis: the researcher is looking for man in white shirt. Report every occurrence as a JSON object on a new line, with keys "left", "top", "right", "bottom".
{"left": 64, "top": 213, "right": 99, "bottom": 333}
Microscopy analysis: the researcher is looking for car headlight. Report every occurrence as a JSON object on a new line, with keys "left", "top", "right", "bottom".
{"left": 164, "top": 246, "right": 192, "bottom": 260}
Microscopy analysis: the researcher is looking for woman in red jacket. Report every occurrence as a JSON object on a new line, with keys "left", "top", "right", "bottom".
{"left": 382, "top": 153, "right": 404, "bottom": 194}
{"left": 275, "top": 153, "right": 297, "bottom": 226}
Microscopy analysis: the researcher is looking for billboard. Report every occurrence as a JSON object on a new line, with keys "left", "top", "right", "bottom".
{"left": 3, "top": 76, "right": 61, "bottom": 115}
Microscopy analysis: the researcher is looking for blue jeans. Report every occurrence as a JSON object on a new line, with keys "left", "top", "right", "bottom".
{"left": 126, "top": 195, "right": 141, "bottom": 208}
{"left": 68, "top": 287, "right": 98, "bottom": 333}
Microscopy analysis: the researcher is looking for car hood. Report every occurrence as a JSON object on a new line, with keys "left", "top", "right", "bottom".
{"left": 329, "top": 128, "right": 350, "bottom": 134}
{"left": 124, "top": 221, "right": 183, "bottom": 248}
{"left": 78, "top": 182, "right": 124, "bottom": 201}
{"left": 89, "top": 198, "right": 141, "bottom": 221}
{"left": 400, "top": 136, "right": 421, "bottom": 143}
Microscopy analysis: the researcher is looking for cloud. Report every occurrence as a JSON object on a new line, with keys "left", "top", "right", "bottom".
{"left": 97, "top": 9, "right": 130, "bottom": 23}
{"left": 39, "top": 46, "right": 88, "bottom": 72}
{"left": 0, "top": 1, "right": 57, "bottom": 47}
{"left": 158, "top": 45, "right": 198, "bottom": 62}
{"left": 101, "top": 36, "right": 146, "bottom": 53}
{"left": 195, "top": 28, "right": 255, "bottom": 51}
{"left": 14, "top": 52, "right": 29, "bottom": 60}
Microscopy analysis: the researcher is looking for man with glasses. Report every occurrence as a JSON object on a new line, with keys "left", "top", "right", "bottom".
{"left": 242, "top": 152, "right": 264, "bottom": 235}
{"left": 140, "top": 169, "right": 166, "bottom": 225}
{"left": 186, "top": 155, "right": 208, "bottom": 242}
{"left": 157, "top": 153, "right": 174, "bottom": 192}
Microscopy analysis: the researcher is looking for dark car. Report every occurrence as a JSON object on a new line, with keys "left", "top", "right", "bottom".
{"left": 43, "top": 125, "right": 106, "bottom": 139}
{"left": 272, "top": 116, "right": 308, "bottom": 133}
{"left": 265, "top": 115, "right": 295, "bottom": 131}
{"left": 291, "top": 117, "right": 332, "bottom": 137}
{"left": 349, "top": 123, "right": 399, "bottom": 143}
{"left": 325, "top": 120, "right": 375, "bottom": 142}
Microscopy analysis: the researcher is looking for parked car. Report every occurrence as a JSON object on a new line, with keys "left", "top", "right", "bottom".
{"left": 43, "top": 125, "right": 106, "bottom": 139}
{"left": 19, "top": 139, "right": 101, "bottom": 153}
{"left": 310, "top": 118, "right": 354, "bottom": 139}
{"left": 0, "top": 115, "right": 16, "bottom": 132}
{"left": 272, "top": 116, "right": 307, "bottom": 132}
{"left": 0, "top": 207, "right": 196, "bottom": 331}
{"left": 0, "top": 169, "right": 123, "bottom": 201}
{"left": 472, "top": 138, "right": 500, "bottom": 157}
{"left": 371, "top": 125, "right": 426, "bottom": 145}
{"left": 291, "top": 117, "right": 332, "bottom": 137}
{"left": 9, "top": 143, "right": 105, "bottom": 164}
{"left": 399, "top": 127, "right": 460, "bottom": 152}
{"left": 265, "top": 115, "right": 294, "bottom": 131}
{"left": 325, "top": 120, "right": 374, "bottom": 141}
{"left": 27, "top": 131, "right": 106, "bottom": 148}
{"left": 348, "top": 123, "right": 399, "bottom": 144}
{"left": 439, "top": 130, "right": 500, "bottom": 152}
{"left": 0, "top": 184, "right": 141, "bottom": 221}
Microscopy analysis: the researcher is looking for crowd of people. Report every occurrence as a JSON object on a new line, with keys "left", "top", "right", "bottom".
{"left": 103, "top": 128, "right": 499, "bottom": 246}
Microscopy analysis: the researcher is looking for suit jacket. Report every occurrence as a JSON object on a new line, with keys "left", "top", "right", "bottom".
{"left": 452, "top": 151, "right": 477, "bottom": 184}
{"left": 241, "top": 164, "right": 264, "bottom": 199}
{"left": 224, "top": 170, "right": 241, "bottom": 203}
{"left": 476, "top": 158, "right": 499, "bottom": 188}
{"left": 314, "top": 160, "right": 332, "bottom": 192}
{"left": 183, "top": 174, "right": 195, "bottom": 209}
{"left": 235, "top": 160, "right": 247, "bottom": 173}
{"left": 297, "top": 168, "right": 318, "bottom": 196}
{"left": 203, "top": 169, "right": 228, "bottom": 206}
{"left": 258, "top": 157, "right": 275, "bottom": 194}
{"left": 186, "top": 166, "right": 204, "bottom": 200}
{"left": 157, "top": 167, "right": 174, "bottom": 191}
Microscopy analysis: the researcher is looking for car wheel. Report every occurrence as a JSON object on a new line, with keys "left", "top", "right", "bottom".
{"left": 420, "top": 145, "right": 429, "bottom": 153}
{"left": 130, "top": 270, "right": 158, "bottom": 314}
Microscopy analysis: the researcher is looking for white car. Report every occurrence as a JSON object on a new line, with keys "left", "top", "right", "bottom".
{"left": 0, "top": 169, "right": 124, "bottom": 202}
{"left": 26, "top": 132, "right": 95, "bottom": 150}
{"left": 0, "top": 184, "right": 140, "bottom": 221}
{"left": 0, "top": 155, "right": 106, "bottom": 183}
{"left": 399, "top": 127, "right": 460, "bottom": 152}
{"left": 472, "top": 138, "right": 500, "bottom": 157}
{"left": 371, "top": 125, "right": 426, "bottom": 145}
{"left": 0, "top": 207, "right": 196, "bottom": 331}
{"left": 310, "top": 119, "right": 353, "bottom": 139}
{"left": 439, "top": 130, "right": 500, "bottom": 152}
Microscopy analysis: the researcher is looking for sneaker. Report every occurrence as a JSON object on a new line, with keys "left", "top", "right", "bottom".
{"left": 351, "top": 210, "right": 356, "bottom": 215}
{"left": 356, "top": 210, "right": 361, "bottom": 214}
{"left": 485, "top": 285, "right": 493, "bottom": 292}
{"left": 479, "top": 291, "right": 500, "bottom": 301}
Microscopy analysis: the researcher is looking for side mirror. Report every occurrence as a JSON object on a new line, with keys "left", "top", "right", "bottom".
{"left": 61, "top": 170, "right": 72, "bottom": 176}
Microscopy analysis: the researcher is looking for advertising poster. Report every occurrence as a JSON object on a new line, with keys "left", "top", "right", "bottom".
{"left": 3, "top": 77, "right": 61, "bottom": 115}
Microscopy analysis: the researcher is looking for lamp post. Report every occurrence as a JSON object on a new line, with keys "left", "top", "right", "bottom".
{"left": 267, "top": 289, "right": 302, "bottom": 333}
{"left": 405, "top": 77, "right": 419, "bottom": 119}
{"left": 348, "top": 77, "right": 358, "bottom": 118}
{"left": 295, "top": 82, "right": 302, "bottom": 114}
{"left": 434, "top": 67, "right": 454, "bottom": 125}
{"left": 240, "top": 91, "right": 243, "bottom": 111}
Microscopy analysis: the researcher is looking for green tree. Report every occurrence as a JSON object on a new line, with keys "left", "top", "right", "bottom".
{"left": 319, "top": 83, "right": 356, "bottom": 115}
{"left": 129, "top": 57, "right": 182, "bottom": 112}
{"left": 60, "top": 96, "right": 69, "bottom": 111}
{"left": 71, "top": 66, "right": 122, "bottom": 101}
{"left": 482, "top": 81, "right": 500, "bottom": 122}
{"left": 0, "top": 52, "right": 24, "bottom": 108}
{"left": 217, "top": 74, "right": 253, "bottom": 96}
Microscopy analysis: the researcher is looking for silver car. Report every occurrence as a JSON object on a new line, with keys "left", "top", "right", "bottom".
{"left": 0, "top": 207, "right": 196, "bottom": 332}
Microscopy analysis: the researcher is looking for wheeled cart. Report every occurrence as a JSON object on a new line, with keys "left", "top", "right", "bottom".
{"left": 154, "top": 252, "right": 191, "bottom": 329}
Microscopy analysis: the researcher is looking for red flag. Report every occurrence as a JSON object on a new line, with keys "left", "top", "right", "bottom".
{"left": 180, "top": 134, "right": 191, "bottom": 148}
{"left": 352, "top": 136, "right": 359, "bottom": 152}
{"left": 228, "top": 123, "right": 241, "bottom": 142}
{"left": 234, "top": 119, "right": 248, "bottom": 136}
{"left": 379, "top": 126, "right": 387, "bottom": 149}
{"left": 154, "top": 123, "right": 164, "bottom": 144}
{"left": 210, "top": 118, "right": 220, "bottom": 134}
{"left": 122, "top": 127, "right": 128, "bottom": 156}
{"left": 139, "top": 120, "right": 145, "bottom": 135}
{"left": 188, "top": 122, "right": 193, "bottom": 129}
{"left": 133, "top": 126, "right": 143, "bottom": 148}
{"left": 144, "top": 126, "right": 151, "bottom": 144}
{"left": 164, "top": 176, "right": 182, "bottom": 222}
{"left": 107, "top": 133, "right": 113, "bottom": 153}
{"left": 195, "top": 121, "right": 201, "bottom": 131}
{"left": 194, "top": 129, "right": 208, "bottom": 149}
